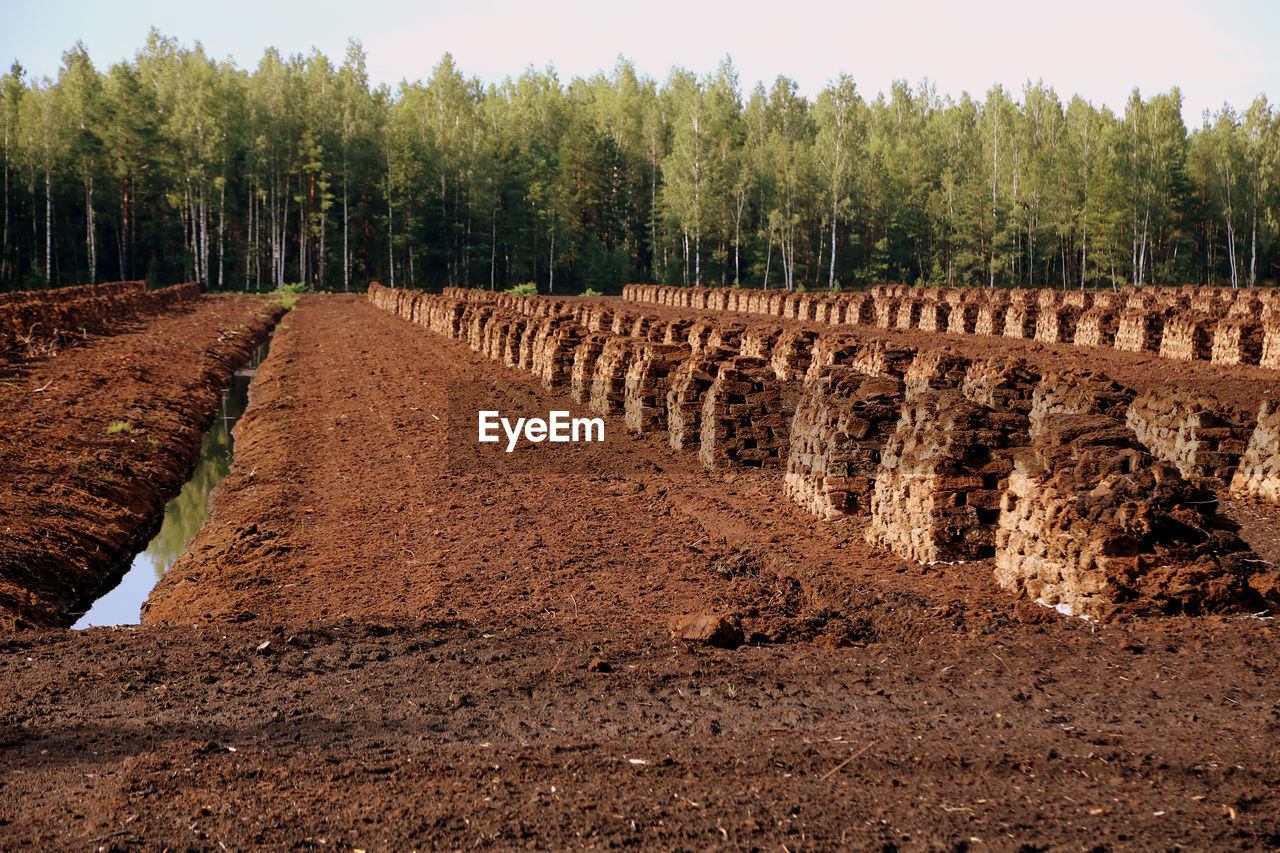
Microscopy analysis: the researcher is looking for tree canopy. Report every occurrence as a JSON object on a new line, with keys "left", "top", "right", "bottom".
{"left": 1, "top": 34, "right": 1277, "bottom": 293}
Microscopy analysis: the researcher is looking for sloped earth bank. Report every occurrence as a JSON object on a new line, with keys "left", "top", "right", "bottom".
{"left": 0, "top": 295, "right": 287, "bottom": 630}
{"left": 1, "top": 295, "right": 1278, "bottom": 850}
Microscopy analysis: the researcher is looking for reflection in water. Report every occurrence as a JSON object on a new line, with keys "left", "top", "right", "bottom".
{"left": 73, "top": 344, "right": 267, "bottom": 628}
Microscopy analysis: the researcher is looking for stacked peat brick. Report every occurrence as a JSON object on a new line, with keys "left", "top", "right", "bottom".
{"left": 698, "top": 357, "right": 799, "bottom": 469}
{"left": 769, "top": 329, "right": 818, "bottom": 381}
{"left": 1211, "top": 316, "right": 1265, "bottom": 365}
{"left": 570, "top": 334, "right": 609, "bottom": 404}
{"left": 589, "top": 336, "right": 641, "bottom": 415}
{"left": 903, "top": 349, "right": 971, "bottom": 399}
{"left": 961, "top": 357, "right": 1042, "bottom": 413}
{"left": 666, "top": 350, "right": 729, "bottom": 452}
{"left": 994, "top": 414, "right": 1262, "bottom": 619}
{"left": 784, "top": 371, "right": 903, "bottom": 519}
{"left": 1126, "top": 389, "right": 1253, "bottom": 489}
{"left": 623, "top": 343, "right": 690, "bottom": 434}
{"left": 1231, "top": 401, "right": 1280, "bottom": 503}
{"left": 1028, "top": 371, "right": 1135, "bottom": 435}
{"left": 1159, "top": 311, "right": 1216, "bottom": 361}
{"left": 532, "top": 321, "right": 586, "bottom": 389}
{"left": 865, "top": 391, "right": 1029, "bottom": 563}
{"left": 1073, "top": 306, "right": 1119, "bottom": 348}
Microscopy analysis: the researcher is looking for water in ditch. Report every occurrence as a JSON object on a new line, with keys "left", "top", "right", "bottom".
{"left": 72, "top": 341, "right": 270, "bottom": 628}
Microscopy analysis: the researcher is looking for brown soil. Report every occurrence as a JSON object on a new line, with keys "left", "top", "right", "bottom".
{"left": 0, "top": 295, "right": 285, "bottom": 629}
{"left": 2, "top": 294, "right": 1278, "bottom": 850}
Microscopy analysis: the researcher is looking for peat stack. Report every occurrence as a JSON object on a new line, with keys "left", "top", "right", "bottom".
{"left": 917, "top": 301, "right": 950, "bottom": 333}
{"left": 1073, "top": 307, "right": 1119, "bottom": 348}
{"left": 974, "top": 299, "right": 1008, "bottom": 337}
{"left": 706, "top": 322, "right": 747, "bottom": 353}
{"left": 740, "top": 326, "right": 782, "bottom": 360}
{"left": 464, "top": 305, "right": 496, "bottom": 351}
{"left": 570, "top": 334, "right": 610, "bottom": 405}
{"left": 1060, "top": 290, "right": 1091, "bottom": 311}
{"left": 1034, "top": 306, "right": 1080, "bottom": 344}
{"left": 1126, "top": 389, "right": 1253, "bottom": 489}
{"left": 804, "top": 334, "right": 863, "bottom": 384}
{"left": 784, "top": 371, "right": 904, "bottom": 519}
{"left": 961, "top": 357, "right": 1042, "bottom": 413}
{"left": 903, "top": 349, "right": 972, "bottom": 399}
{"left": 1230, "top": 401, "right": 1280, "bottom": 504}
{"left": 769, "top": 329, "right": 819, "bottom": 381}
{"left": 995, "top": 413, "right": 1267, "bottom": 619}
{"left": 782, "top": 293, "right": 801, "bottom": 319}
{"left": 1002, "top": 302, "right": 1038, "bottom": 339}
{"left": 517, "top": 318, "right": 549, "bottom": 370}
{"left": 1261, "top": 317, "right": 1280, "bottom": 370}
{"left": 1210, "top": 317, "right": 1265, "bottom": 366}
{"left": 589, "top": 336, "right": 642, "bottom": 415}
{"left": 872, "top": 297, "right": 897, "bottom": 329}
{"left": 865, "top": 391, "right": 1029, "bottom": 563}
{"left": 503, "top": 318, "right": 530, "bottom": 368}
{"left": 698, "top": 357, "right": 799, "bottom": 470}
{"left": 946, "top": 301, "right": 980, "bottom": 335}
{"left": 844, "top": 295, "right": 874, "bottom": 326}
{"left": 1158, "top": 312, "right": 1215, "bottom": 361}
{"left": 628, "top": 315, "right": 659, "bottom": 340}
{"left": 482, "top": 314, "right": 513, "bottom": 361}
{"left": 666, "top": 348, "right": 732, "bottom": 452}
{"left": 624, "top": 343, "right": 691, "bottom": 434}
{"left": 1114, "top": 307, "right": 1171, "bottom": 353}
{"left": 659, "top": 318, "right": 693, "bottom": 345}
{"left": 684, "top": 319, "right": 718, "bottom": 354}
{"left": 849, "top": 340, "right": 917, "bottom": 381}
{"left": 1028, "top": 370, "right": 1136, "bottom": 435}
{"left": 532, "top": 320, "right": 586, "bottom": 389}
{"left": 794, "top": 293, "right": 820, "bottom": 322}
{"left": 894, "top": 299, "right": 922, "bottom": 330}
{"left": 610, "top": 311, "right": 637, "bottom": 335}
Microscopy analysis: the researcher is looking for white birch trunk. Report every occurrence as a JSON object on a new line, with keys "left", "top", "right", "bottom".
{"left": 828, "top": 196, "right": 838, "bottom": 290}
{"left": 44, "top": 167, "right": 52, "bottom": 285}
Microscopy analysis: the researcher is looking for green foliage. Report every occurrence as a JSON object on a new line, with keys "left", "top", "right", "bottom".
{"left": 265, "top": 292, "right": 299, "bottom": 310}
{"left": 106, "top": 420, "right": 133, "bottom": 435}
{"left": 581, "top": 286, "right": 604, "bottom": 297}
{"left": 0, "top": 38, "right": 1277, "bottom": 295}
{"left": 504, "top": 281, "right": 537, "bottom": 295}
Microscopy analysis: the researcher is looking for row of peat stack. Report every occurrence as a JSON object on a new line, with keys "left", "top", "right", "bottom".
{"left": 370, "top": 284, "right": 1280, "bottom": 619}
{"left": 622, "top": 283, "right": 1280, "bottom": 369}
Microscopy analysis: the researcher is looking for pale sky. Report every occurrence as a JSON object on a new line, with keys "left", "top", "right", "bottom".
{"left": 4, "top": 0, "right": 1278, "bottom": 127}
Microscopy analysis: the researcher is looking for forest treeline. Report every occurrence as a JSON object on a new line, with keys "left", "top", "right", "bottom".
{"left": 1, "top": 30, "right": 1277, "bottom": 294}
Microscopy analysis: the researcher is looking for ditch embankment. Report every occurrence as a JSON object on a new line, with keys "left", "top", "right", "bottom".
{"left": 0, "top": 295, "right": 287, "bottom": 630}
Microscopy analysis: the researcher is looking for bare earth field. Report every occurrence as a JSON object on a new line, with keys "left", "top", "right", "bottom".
{"left": 2, "top": 294, "right": 1279, "bottom": 851}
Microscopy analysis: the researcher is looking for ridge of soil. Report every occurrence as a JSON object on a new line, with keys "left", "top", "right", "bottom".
{"left": 0, "top": 295, "right": 286, "bottom": 630}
